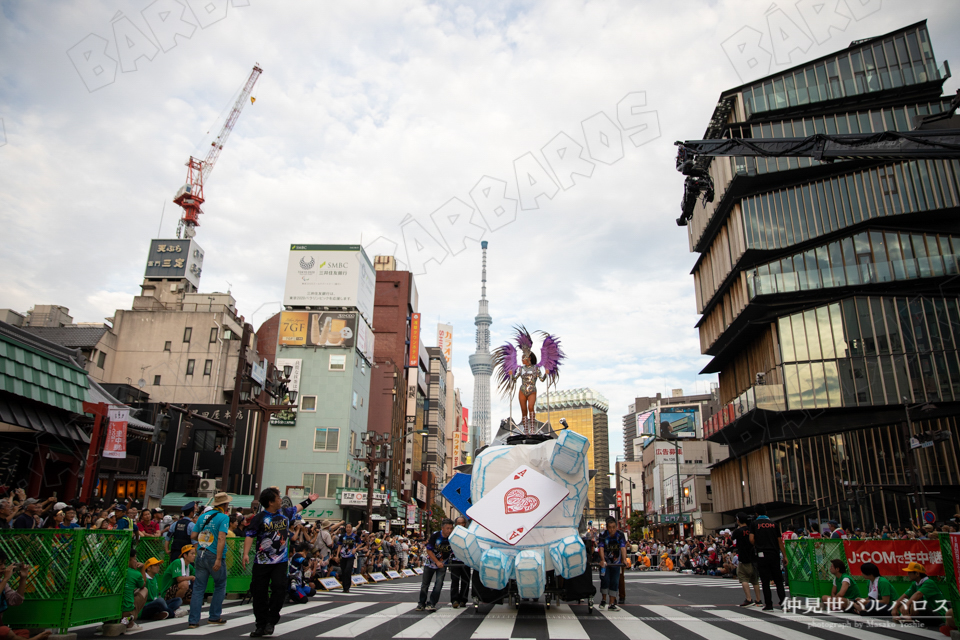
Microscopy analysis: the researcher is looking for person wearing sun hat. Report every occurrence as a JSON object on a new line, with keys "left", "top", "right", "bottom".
{"left": 187, "top": 493, "right": 232, "bottom": 628}
{"left": 138, "top": 556, "right": 184, "bottom": 621}
{"left": 159, "top": 544, "right": 197, "bottom": 614}
{"left": 891, "top": 561, "right": 946, "bottom": 628}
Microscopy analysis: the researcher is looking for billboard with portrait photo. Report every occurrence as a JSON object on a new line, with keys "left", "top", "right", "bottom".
{"left": 659, "top": 405, "right": 700, "bottom": 439}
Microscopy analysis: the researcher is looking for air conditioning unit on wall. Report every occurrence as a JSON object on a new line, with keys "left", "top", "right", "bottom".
{"left": 198, "top": 478, "right": 220, "bottom": 497}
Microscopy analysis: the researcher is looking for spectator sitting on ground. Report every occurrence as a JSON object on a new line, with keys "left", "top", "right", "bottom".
{"left": 121, "top": 551, "right": 147, "bottom": 631}
{"left": 0, "top": 551, "right": 52, "bottom": 640}
{"left": 138, "top": 557, "right": 183, "bottom": 621}
{"left": 159, "top": 545, "right": 196, "bottom": 608}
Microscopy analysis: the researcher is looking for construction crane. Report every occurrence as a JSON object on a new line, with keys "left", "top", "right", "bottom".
{"left": 674, "top": 89, "right": 960, "bottom": 226}
{"left": 174, "top": 64, "right": 263, "bottom": 238}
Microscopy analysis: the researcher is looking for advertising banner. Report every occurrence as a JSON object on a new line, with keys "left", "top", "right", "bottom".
{"left": 356, "top": 316, "right": 375, "bottom": 363}
{"left": 338, "top": 489, "right": 389, "bottom": 507}
{"left": 270, "top": 358, "right": 301, "bottom": 426}
{"left": 659, "top": 405, "right": 700, "bottom": 439}
{"left": 103, "top": 407, "right": 129, "bottom": 459}
{"left": 408, "top": 313, "right": 421, "bottom": 367}
{"left": 655, "top": 444, "right": 684, "bottom": 466}
{"left": 843, "top": 540, "right": 944, "bottom": 577}
{"left": 283, "top": 245, "right": 376, "bottom": 322}
{"left": 951, "top": 533, "right": 960, "bottom": 595}
{"left": 462, "top": 408, "right": 469, "bottom": 442}
{"left": 144, "top": 238, "right": 204, "bottom": 288}
{"left": 278, "top": 311, "right": 358, "bottom": 348}
{"left": 437, "top": 323, "right": 453, "bottom": 365}
{"left": 636, "top": 410, "right": 655, "bottom": 436}
{"left": 416, "top": 481, "right": 427, "bottom": 503}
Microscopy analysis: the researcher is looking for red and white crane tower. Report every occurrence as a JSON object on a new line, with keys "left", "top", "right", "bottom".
{"left": 174, "top": 63, "right": 262, "bottom": 238}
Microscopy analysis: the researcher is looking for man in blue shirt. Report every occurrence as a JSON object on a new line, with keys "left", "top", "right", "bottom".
{"left": 187, "top": 493, "right": 232, "bottom": 628}
{"left": 417, "top": 519, "right": 454, "bottom": 612}
{"left": 337, "top": 524, "right": 361, "bottom": 593}
{"left": 242, "top": 487, "right": 318, "bottom": 637}
{"left": 59, "top": 507, "right": 80, "bottom": 529}
{"left": 597, "top": 516, "right": 627, "bottom": 611}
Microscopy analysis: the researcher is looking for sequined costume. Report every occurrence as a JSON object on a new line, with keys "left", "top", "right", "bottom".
{"left": 493, "top": 326, "right": 566, "bottom": 428}
{"left": 513, "top": 364, "right": 547, "bottom": 395}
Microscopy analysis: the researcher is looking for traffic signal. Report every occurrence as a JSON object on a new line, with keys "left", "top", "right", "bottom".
{"left": 152, "top": 412, "right": 171, "bottom": 444}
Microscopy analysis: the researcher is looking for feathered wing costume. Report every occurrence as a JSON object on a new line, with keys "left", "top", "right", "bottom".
{"left": 493, "top": 325, "right": 565, "bottom": 430}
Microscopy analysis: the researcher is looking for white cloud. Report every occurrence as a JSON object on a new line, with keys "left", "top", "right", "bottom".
{"left": 1, "top": 0, "right": 958, "bottom": 465}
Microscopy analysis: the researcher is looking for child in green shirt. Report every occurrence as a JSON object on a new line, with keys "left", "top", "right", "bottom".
{"left": 853, "top": 562, "right": 894, "bottom": 616}
{"left": 892, "top": 561, "right": 946, "bottom": 628}
{"left": 821, "top": 558, "right": 860, "bottom": 611}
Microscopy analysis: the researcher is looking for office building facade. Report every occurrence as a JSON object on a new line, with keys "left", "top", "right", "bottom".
{"left": 684, "top": 22, "right": 960, "bottom": 530}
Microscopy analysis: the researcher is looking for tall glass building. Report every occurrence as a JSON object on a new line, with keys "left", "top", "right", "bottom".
{"left": 684, "top": 21, "right": 960, "bottom": 530}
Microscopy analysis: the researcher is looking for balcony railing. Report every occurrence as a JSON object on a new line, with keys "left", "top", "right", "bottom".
{"left": 704, "top": 383, "right": 786, "bottom": 438}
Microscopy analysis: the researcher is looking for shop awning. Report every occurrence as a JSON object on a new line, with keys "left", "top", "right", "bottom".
{"left": 160, "top": 492, "right": 256, "bottom": 510}
{"left": 0, "top": 392, "right": 90, "bottom": 443}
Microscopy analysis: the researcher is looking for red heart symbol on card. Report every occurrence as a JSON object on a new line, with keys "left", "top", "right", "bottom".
{"left": 504, "top": 488, "right": 540, "bottom": 514}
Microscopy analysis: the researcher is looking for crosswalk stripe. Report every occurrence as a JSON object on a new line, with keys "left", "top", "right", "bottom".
{"left": 544, "top": 604, "right": 589, "bottom": 640}
{"left": 317, "top": 603, "right": 416, "bottom": 637}
{"left": 471, "top": 605, "right": 518, "bottom": 639}
{"left": 598, "top": 607, "right": 670, "bottom": 640}
{"left": 824, "top": 611, "right": 937, "bottom": 638}
{"left": 710, "top": 607, "right": 826, "bottom": 640}
{"left": 144, "top": 603, "right": 253, "bottom": 632}
{"left": 272, "top": 602, "right": 372, "bottom": 636}
{"left": 171, "top": 601, "right": 331, "bottom": 635}
{"left": 393, "top": 605, "right": 470, "bottom": 638}
{"left": 643, "top": 605, "right": 743, "bottom": 640}
{"left": 756, "top": 609, "right": 902, "bottom": 640}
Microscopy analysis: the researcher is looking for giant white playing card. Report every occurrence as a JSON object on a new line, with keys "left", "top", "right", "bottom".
{"left": 466, "top": 465, "right": 569, "bottom": 545}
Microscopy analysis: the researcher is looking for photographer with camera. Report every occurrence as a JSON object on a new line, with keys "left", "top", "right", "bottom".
{"left": 0, "top": 552, "right": 51, "bottom": 640}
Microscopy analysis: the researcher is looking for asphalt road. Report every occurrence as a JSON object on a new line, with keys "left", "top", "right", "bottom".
{"left": 80, "top": 572, "right": 948, "bottom": 640}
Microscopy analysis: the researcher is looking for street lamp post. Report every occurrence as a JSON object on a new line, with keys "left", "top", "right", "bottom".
{"left": 357, "top": 429, "right": 428, "bottom": 533}
{"left": 657, "top": 422, "right": 685, "bottom": 541}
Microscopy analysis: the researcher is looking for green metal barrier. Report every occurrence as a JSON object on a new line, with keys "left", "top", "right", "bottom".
{"left": 786, "top": 536, "right": 959, "bottom": 608}
{"left": 0, "top": 530, "right": 132, "bottom": 634}
{"left": 939, "top": 534, "right": 960, "bottom": 615}
{"left": 135, "top": 535, "right": 254, "bottom": 595}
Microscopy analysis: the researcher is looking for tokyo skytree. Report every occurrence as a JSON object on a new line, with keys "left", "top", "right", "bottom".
{"left": 468, "top": 241, "right": 492, "bottom": 448}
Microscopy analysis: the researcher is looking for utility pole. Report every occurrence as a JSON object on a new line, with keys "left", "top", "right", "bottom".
{"left": 222, "top": 322, "right": 252, "bottom": 493}
{"left": 359, "top": 432, "right": 392, "bottom": 533}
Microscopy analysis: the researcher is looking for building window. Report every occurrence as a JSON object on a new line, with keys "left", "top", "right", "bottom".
{"left": 164, "top": 341, "right": 172, "bottom": 352}
{"left": 209, "top": 327, "right": 218, "bottom": 343}
{"left": 194, "top": 430, "right": 225, "bottom": 452}
{"left": 96, "top": 351, "right": 106, "bottom": 369}
{"left": 301, "top": 396, "right": 318, "bottom": 411}
{"left": 186, "top": 359, "right": 196, "bottom": 375}
{"left": 329, "top": 355, "right": 346, "bottom": 371}
{"left": 352, "top": 391, "right": 358, "bottom": 409}
{"left": 183, "top": 327, "right": 192, "bottom": 343}
{"left": 153, "top": 375, "right": 161, "bottom": 385}
{"left": 302, "top": 473, "right": 344, "bottom": 498}
{"left": 350, "top": 432, "right": 357, "bottom": 456}
{"left": 279, "top": 439, "right": 288, "bottom": 449}
{"left": 203, "top": 359, "right": 212, "bottom": 375}
{"left": 314, "top": 428, "right": 340, "bottom": 452}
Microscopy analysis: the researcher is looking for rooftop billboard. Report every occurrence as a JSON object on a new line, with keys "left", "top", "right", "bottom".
{"left": 283, "top": 245, "right": 375, "bottom": 322}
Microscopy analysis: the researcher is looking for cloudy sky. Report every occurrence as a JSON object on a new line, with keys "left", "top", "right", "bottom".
{"left": 2, "top": 0, "right": 958, "bottom": 461}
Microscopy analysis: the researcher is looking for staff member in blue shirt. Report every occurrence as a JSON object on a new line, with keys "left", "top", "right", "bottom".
{"left": 242, "top": 487, "right": 318, "bottom": 637}
{"left": 337, "top": 524, "right": 361, "bottom": 593}
{"left": 597, "top": 516, "right": 627, "bottom": 611}
{"left": 187, "top": 493, "right": 232, "bottom": 628}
